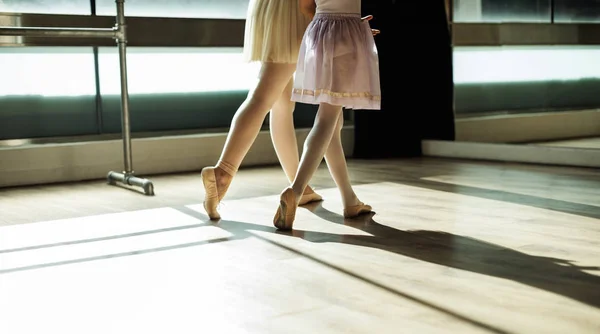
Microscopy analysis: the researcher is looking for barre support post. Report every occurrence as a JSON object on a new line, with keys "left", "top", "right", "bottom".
{"left": 106, "top": 0, "right": 155, "bottom": 195}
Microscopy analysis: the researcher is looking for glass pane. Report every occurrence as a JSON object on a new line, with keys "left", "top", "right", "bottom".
{"left": 0, "top": 47, "right": 97, "bottom": 140}
{"left": 0, "top": 0, "right": 91, "bottom": 15}
{"left": 97, "top": 47, "right": 317, "bottom": 133}
{"left": 98, "top": 47, "right": 255, "bottom": 133}
{"left": 555, "top": 0, "right": 600, "bottom": 23}
{"left": 99, "top": 47, "right": 259, "bottom": 95}
{"left": 95, "top": 0, "right": 250, "bottom": 19}
{"left": 453, "top": 46, "right": 600, "bottom": 114}
{"left": 454, "top": 0, "right": 551, "bottom": 22}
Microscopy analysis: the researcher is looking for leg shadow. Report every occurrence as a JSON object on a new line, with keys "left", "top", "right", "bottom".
{"left": 301, "top": 202, "right": 600, "bottom": 309}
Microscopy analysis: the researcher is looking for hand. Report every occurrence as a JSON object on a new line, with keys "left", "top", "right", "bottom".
{"left": 361, "top": 15, "right": 381, "bottom": 36}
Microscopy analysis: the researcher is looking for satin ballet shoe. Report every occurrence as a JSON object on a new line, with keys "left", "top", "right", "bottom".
{"left": 299, "top": 186, "right": 323, "bottom": 206}
{"left": 201, "top": 167, "right": 231, "bottom": 220}
{"left": 273, "top": 188, "right": 298, "bottom": 230}
{"left": 343, "top": 202, "right": 373, "bottom": 218}
{"left": 201, "top": 160, "right": 236, "bottom": 220}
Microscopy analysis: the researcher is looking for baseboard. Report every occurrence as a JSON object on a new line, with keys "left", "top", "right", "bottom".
{"left": 422, "top": 139, "right": 600, "bottom": 168}
{"left": 456, "top": 109, "right": 600, "bottom": 143}
{"left": 0, "top": 126, "right": 355, "bottom": 188}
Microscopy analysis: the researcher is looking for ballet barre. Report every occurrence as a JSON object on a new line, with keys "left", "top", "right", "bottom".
{"left": 0, "top": 0, "right": 155, "bottom": 196}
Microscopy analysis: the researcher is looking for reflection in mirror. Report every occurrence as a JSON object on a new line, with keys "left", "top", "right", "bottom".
{"left": 423, "top": 0, "right": 600, "bottom": 168}
{"left": 453, "top": 45, "right": 600, "bottom": 151}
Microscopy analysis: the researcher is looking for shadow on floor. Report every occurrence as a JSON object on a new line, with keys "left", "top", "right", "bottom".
{"left": 385, "top": 178, "right": 600, "bottom": 220}
{"left": 2, "top": 202, "right": 598, "bottom": 334}
{"left": 303, "top": 201, "right": 600, "bottom": 306}
{"left": 177, "top": 203, "right": 600, "bottom": 313}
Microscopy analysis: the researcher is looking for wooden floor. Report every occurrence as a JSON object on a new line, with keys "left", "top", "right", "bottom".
{"left": 1, "top": 157, "right": 599, "bottom": 334}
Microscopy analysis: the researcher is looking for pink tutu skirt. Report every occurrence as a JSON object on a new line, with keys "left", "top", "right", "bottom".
{"left": 291, "top": 13, "right": 381, "bottom": 110}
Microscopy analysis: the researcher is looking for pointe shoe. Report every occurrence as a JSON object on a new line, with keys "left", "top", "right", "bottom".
{"left": 273, "top": 188, "right": 298, "bottom": 230}
{"left": 201, "top": 167, "right": 230, "bottom": 220}
{"left": 343, "top": 202, "right": 372, "bottom": 218}
{"left": 299, "top": 186, "right": 323, "bottom": 206}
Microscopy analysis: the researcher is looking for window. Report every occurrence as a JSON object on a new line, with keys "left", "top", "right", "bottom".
{"left": 454, "top": 46, "right": 600, "bottom": 84}
{"left": 453, "top": 46, "right": 600, "bottom": 114}
{"left": 0, "top": 47, "right": 97, "bottom": 140}
{"left": 0, "top": 48, "right": 96, "bottom": 97}
{"left": 95, "top": 0, "right": 250, "bottom": 19}
{"left": 97, "top": 47, "right": 258, "bottom": 133}
{"left": 0, "top": 46, "right": 318, "bottom": 140}
{"left": 98, "top": 47, "right": 259, "bottom": 96}
{"left": 453, "top": 0, "right": 551, "bottom": 22}
{"left": 0, "top": 0, "right": 91, "bottom": 15}
{"left": 554, "top": 0, "right": 600, "bottom": 23}
{"left": 97, "top": 47, "right": 318, "bottom": 133}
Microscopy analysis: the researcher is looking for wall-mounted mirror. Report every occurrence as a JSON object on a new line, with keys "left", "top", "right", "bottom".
{"left": 424, "top": 0, "right": 600, "bottom": 168}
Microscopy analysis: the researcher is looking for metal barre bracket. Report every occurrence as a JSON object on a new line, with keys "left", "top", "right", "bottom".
{"left": 0, "top": 0, "right": 155, "bottom": 196}
{"left": 107, "top": 171, "right": 154, "bottom": 196}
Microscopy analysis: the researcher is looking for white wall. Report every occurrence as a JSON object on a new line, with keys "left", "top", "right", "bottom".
{"left": 0, "top": 127, "right": 355, "bottom": 188}
{"left": 456, "top": 109, "right": 600, "bottom": 143}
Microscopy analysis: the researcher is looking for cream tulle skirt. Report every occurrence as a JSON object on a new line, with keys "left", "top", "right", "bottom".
{"left": 243, "top": 0, "right": 311, "bottom": 64}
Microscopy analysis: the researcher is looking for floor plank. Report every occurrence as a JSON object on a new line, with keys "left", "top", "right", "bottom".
{"left": 1, "top": 157, "right": 599, "bottom": 333}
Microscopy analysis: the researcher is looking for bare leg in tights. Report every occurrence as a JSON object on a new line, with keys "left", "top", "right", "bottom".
{"left": 274, "top": 103, "right": 372, "bottom": 229}
{"left": 289, "top": 103, "right": 342, "bottom": 203}
{"left": 270, "top": 78, "right": 323, "bottom": 204}
{"left": 324, "top": 113, "right": 362, "bottom": 208}
{"left": 218, "top": 62, "right": 296, "bottom": 173}
{"left": 202, "top": 62, "right": 320, "bottom": 220}
{"left": 270, "top": 78, "right": 300, "bottom": 184}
